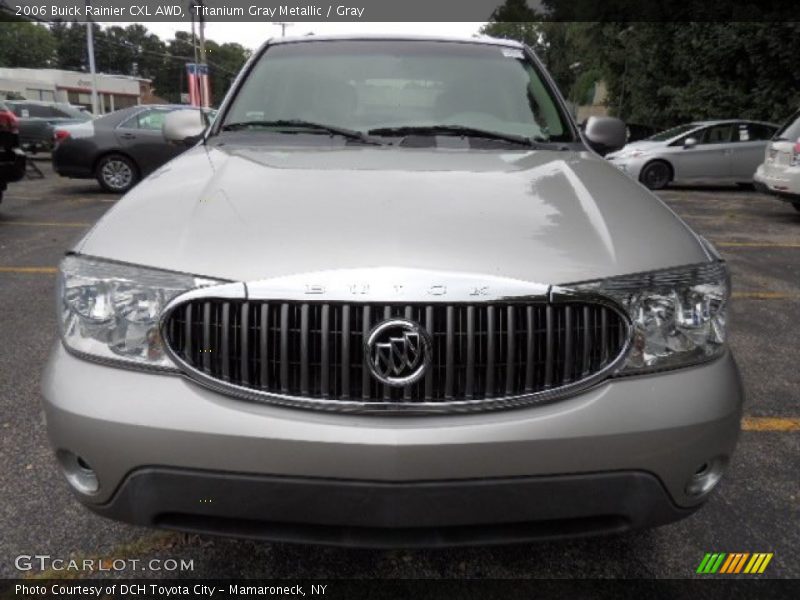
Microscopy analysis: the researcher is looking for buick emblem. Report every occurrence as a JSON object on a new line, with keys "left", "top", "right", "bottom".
{"left": 365, "top": 319, "right": 432, "bottom": 386}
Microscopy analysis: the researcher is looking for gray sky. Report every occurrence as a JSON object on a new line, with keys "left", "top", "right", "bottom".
{"left": 138, "top": 22, "right": 485, "bottom": 52}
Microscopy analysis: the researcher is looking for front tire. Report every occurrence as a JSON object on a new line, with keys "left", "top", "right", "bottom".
{"left": 95, "top": 154, "right": 138, "bottom": 193}
{"left": 639, "top": 161, "right": 672, "bottom": 190}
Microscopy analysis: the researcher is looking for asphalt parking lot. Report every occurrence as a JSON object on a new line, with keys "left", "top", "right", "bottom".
{"left": 1, "top": 161, "right": 798, "bottom": 580}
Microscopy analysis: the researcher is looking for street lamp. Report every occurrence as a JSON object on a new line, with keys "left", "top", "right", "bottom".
{"left": 85, "top": 0, "right": 99, "bottom": 114}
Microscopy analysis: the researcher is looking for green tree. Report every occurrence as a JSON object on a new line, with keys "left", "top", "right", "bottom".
{"left": 480, "top": 8, "right": 800, "bottom": 128}
{"left": 0, "top": 22, "right": 56, "bottom": 68}
{"left": 121, "top": 24, "right": 168, "bottom": 81}
{"left": 153, "top": 31, "right": 196, "bottom": 104}
{"left": 49, "top": 21, "right": 93, "bottom": 71}
{"left": 595, "top": 23, "right": 800, "bottom": 127}
{"left": 204, "top": 40, "right": 249, "bottom": 104}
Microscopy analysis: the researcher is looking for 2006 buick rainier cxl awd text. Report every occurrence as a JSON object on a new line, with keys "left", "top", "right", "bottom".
{"left": 44, "top": 35, "right": 743, "bottom": 546}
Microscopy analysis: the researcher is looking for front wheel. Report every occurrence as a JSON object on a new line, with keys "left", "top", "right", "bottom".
{"left": 95, "top": 154, "right": 138, "bottom": 193}
{"left": 639, "top": 161, "right": 672, "bottom": 190}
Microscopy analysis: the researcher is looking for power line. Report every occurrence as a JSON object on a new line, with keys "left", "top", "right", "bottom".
{"left": 0, "top": 12, "right": 241, "bottom": 76}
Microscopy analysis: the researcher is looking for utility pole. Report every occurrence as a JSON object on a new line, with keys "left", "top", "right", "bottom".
{"left": 85, "top": 0, "right": 99, "bottom": 114}
{"left": 189, "top": 1, "right": 199, "bottom": 107}
{"left": 197, "top": 0, "right": 207, "bottom": 107}
{"left": 190, "top": 3, "right": 199, "bottom": 67}
{"left": 273, "top": 22, "right": 293, "bottom": 37}
{"left": 189, "top": 1, "right": 208, "bottom": 107}
{"left": 617, "top": 26, "right": 634, "bottom": 119}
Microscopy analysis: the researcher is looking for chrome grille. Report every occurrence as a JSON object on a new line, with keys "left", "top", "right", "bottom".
{"left": 162, "top": 299, "right": 630, "bottom": 411}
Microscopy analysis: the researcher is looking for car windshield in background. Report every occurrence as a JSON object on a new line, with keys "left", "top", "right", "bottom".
{"left": 56, "top": 103, "right": 93, "bottom": 120}
{"left": 647, "top": 123, "right": 698, "bottom": 142}
{"left": 8, "top": 101, "right": 91, "bottom": 121}
{"left": 220, "top": 40, "right": 574, "bottom": 143}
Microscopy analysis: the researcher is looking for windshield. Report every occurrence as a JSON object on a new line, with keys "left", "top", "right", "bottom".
{"left": 648, "top": 123, "right": 699, "bottom": 142}
{"left": 56, "top": 104, "right": 92, "bottom": 120}
{"left": 220, "top": 40, "right": 574, "bottom": 143}
{"left": 774, "top": 110, "right": 800, "bottom": 141}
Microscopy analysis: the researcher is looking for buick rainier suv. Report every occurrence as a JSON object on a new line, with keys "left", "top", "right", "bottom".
{"left": 44, "top": 35, "right": 743, "bottom": 546}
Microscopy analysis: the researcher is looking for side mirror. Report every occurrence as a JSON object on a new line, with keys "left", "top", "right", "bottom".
{"left": 683, "top": 137, "right": 698, "bottom": 149}
{"left": 583, "top": 116, "right": 626, "bottom": 156}
{"left": 163, "top": 109, "right": 206, "bottom": 145}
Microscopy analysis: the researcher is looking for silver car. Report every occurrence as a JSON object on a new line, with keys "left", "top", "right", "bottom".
{"left": 608, "top": 119, "right": 778, "bottom": 189}
{"left": 43, "top": 35, "right": 743, "bottom": 546}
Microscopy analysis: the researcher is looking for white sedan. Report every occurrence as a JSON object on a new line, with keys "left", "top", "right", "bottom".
{"left": 754, "top": 109, "right": 800, "bottom": 212}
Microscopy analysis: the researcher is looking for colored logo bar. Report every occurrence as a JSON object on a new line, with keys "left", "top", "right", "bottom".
{"left": 697, "top": 553, "right": 773, "bottom": 574}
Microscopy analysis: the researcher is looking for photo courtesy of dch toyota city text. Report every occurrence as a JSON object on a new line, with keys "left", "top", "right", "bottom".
{"left": 0, "top": 0, "right": 797, "bottom": 597}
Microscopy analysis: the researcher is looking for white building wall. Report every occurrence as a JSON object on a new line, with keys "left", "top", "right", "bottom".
{"left": 0, "top": 68, "right": 148, "bottom": 114}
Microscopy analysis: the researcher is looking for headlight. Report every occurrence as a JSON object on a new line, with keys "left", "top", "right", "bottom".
{"left": 568, "top": 261, "right": 729, "bottom": 374}
{"left": 58, "top": 255, "right": 222, "bottom": 370}
{"left": 616, "top": 149, "right": 648, "bottom": 159}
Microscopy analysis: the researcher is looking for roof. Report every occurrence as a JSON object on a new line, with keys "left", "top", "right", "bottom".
{"left": 267, "top": 33, "right": 524, "bottom": 48}
{"left": 0, "top": 67, "right": 151, "bottom": 83}
{"left": 691, "top": 119, "right": 778, "bottom": 127}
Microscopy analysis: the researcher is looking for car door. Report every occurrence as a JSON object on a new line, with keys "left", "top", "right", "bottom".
{"left": 729, "top": 122, "right": 777, "bottom": 181}
{"left": 673, "top": 124, "right": 734, "bottom": 182}
{"left": 114, "top": 108, "right": 183, "bottom": 175}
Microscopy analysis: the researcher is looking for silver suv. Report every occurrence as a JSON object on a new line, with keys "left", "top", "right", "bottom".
{"left": 44, "top": 36, "right": 743, "bottom": 546}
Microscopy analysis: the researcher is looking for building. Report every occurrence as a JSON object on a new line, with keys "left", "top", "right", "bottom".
{"left": 0, "top": 67, "right": 154, "bottom": 114}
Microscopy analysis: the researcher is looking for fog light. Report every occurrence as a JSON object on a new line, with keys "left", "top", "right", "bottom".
{"left": 685, "top": 457, "right": 726, "bottom": 497}
{"left": 57, "top": 450, "right": 99, "bottom": 495}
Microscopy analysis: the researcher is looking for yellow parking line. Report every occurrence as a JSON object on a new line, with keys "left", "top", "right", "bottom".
{"left": 715, "top": 241, "right": 800, "bottom": 248}
{"left": 0, "top": 266, "right": 57, "bottom": 274}
{"left": 732, "top": 291, "right": 796, "bottom": 300}
{"left": 0, "top": 221, "right": 90, "bottom": 228}
{"left": 741, "top": 417, "right": 800, "bottom": 431}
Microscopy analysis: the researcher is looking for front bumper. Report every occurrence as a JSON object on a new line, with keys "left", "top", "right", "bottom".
{"left": 606, "top": 155, "right": 648, "bottom": 181}
{"left": 42, "top": 344, "right": 743, "bottom": 544}
{"left": 94, "top": 468, "right": 693, "bottom": 547}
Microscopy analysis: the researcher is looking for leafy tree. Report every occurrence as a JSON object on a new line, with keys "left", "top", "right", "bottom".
{"left": 120, "top": 24, "right": 167, "bottom": 81}
{"left": 152, "top": 31, "right": 196, "bottom": 103}
{"left": 480, "top": 4, "right": 800, "bottom": 128}
{"left": 0, "top": 22, "right": 56, "bottom": 68}
{"left": 49, "top": 21, "right": 94, "bottom": 71}
{"left": 203, "top": 41, "right": 250, "bottom": 104}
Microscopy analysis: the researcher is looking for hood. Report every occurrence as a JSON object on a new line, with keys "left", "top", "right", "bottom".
{"left": 77, "top": 143, "right": 708, "bottom": 285}
{"left": 606, "top": 140, "right": 663, "bottom": 157}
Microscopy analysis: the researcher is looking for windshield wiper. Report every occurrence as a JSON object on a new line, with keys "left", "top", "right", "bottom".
{"left": 367, "top": 124, "right": 546, "bottom": 148}
{"left": 221, "top": 119, "right": 383, "bottom": 145}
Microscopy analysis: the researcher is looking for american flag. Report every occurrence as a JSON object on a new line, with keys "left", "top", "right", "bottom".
{"left": 186, "top": 63, "right": 211, "bottom": 107}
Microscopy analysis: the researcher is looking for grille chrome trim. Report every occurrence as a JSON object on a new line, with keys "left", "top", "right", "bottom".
{"left": 160, "top": 271, "right": 632, "bottom": 414}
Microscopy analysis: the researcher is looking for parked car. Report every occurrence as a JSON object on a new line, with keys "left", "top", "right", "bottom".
{"left": 4, "top": 100, "right": 92, "bottom": 153}
{"left": 607, "top": 119, "right": 778, "bottom": 189}
{"left": 52, "top": 104, "right": 213, "bottom": 193}
{"left": 0, "top": 100, "right": 27, "bottom": 204}
{"left": 45, "top": 35, "right": 742, "bottom": 546}
{"left": 754, "top": 109, "right": 800, "bottom": 211}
